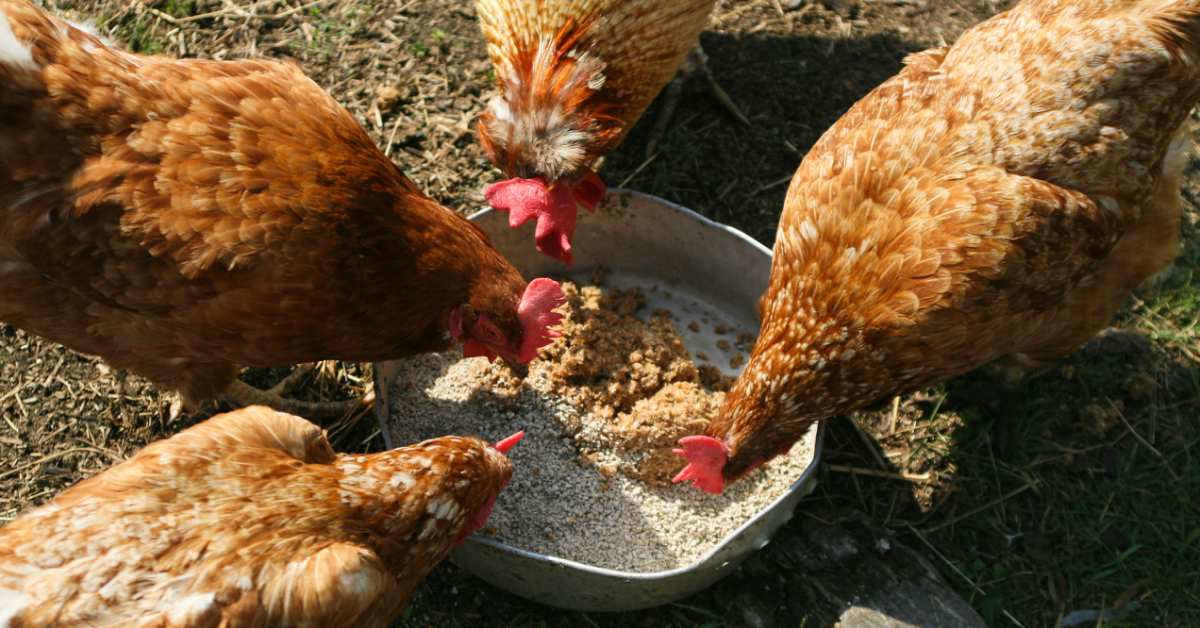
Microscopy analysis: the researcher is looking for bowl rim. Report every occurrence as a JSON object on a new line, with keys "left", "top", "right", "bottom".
{"left": 462, "top": 422, "right": 824, "bottom": 580}
{"left": 459, "top": 187, "right": 826, "bottom": 580}
{"left": 467, "top": 187, "right": 773, "bottom": 259}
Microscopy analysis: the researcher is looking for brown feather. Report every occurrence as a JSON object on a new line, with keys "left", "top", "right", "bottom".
{"left": 0, "top": 0, "right": 529, "bottom": 405}
{"left": 474, "top": 0, "right": 716, "bottom": 181}
{"left": 710, "top": 0, "right": 1198, "bottom": 481}
{"left": 0, "top": 406, "right": 513, "bottom": 626}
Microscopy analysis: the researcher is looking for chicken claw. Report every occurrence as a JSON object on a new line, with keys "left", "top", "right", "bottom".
{"left": 223, "top": 379, "right": 370, "bottom": 422}
{"left": 646, "top": 44, "right": 750, "bottom": 159}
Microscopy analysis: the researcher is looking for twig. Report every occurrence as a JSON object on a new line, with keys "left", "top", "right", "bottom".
{"left": 925, "top": 479, "right": 1038, "bottom": 533}
{"left": 267, "top": 0, "right": 330, "bottom": 20}
{"left": 791, "top": 3, "right": 816, "bottom": 21}
{"left": 41, "top": 355, "right": 65, "bottom": 388}
{"left": 905, "top": 523, "right": 1026, "bottom": 628}
{"left": 846, "top": 416, "right": 889, "bottom": 470}
{"left": 13, "top": 393, "right": 27, "bottom": 421}
{"left": 384, "top": 114, "right": 405, "bottom": 158}
{"left": 750, "top": 174, "right": 792, "bottom": 197}
{"left": 1108, "top": 398, "right": 1180, "bottom": 480}
{"left": 616, "top": 152, "right": 659, "bottom": 188}
{"left": 0, "top": 447, "right": 122, "bottom": 482}
{"left": 0, "top": 385, "right": 22, "bottom": 405}
{"left": 889, "top": 395, "right": 901, "bottom": 434}
{"left": 141, "top": 4, "right": 183, "bottom": 26}
{"left": 1, "top": 413, "right": 18, "bottom": 435}
{"left": 828, "top": 464, "right": 930, "bottom": 483}
{"left": 142, "top": 0, "right": 329, "bottom": 25}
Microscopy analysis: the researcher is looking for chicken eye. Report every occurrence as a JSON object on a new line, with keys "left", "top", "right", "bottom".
{"left": 476, "top": 318, "right": 505, "bottom": 344}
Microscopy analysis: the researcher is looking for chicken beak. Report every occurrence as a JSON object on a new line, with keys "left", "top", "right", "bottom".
{"left": 493, "top": 430, "right": 525, "bottom": 454}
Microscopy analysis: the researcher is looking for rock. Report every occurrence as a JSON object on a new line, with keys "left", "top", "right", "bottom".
{"left": 786, "top": 511, "right": 987, "bottom": 628}
{"left": 1082, "top": 328, "right": 1153, "bottom": 359}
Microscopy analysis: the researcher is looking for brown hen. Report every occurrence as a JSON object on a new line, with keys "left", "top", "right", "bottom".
{"left": 475, "top": 0, "right": 744, "bottom": 265}
{"left": 0, "top": 406, "right": 520, "bottom": 626}
{"left": 676, "top": 0, "right": 1197, "bottom": 493}
{"left": 0, "top": 0, "right": 564, "bottom": 420}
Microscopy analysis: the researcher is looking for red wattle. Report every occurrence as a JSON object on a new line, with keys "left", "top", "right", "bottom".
{"left": 462, "top": 339, "right": 497, "bottom": 361}
{"left": 571, "top": 171, "right": 607, "bottom": 213}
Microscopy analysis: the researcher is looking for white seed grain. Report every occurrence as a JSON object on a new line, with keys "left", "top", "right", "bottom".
{"left": 388, "top": 353, "right": 816, "bottom": 573}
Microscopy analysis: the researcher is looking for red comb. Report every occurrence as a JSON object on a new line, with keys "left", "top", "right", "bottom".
{"left": 672, "top": 435, "right": 727, "bottom": 494}
{"left": 484, "top": 176, "right": 599, "bottom": 266}
{"left": 493, "top": 431, "right": 525, "bottom": 454}
{"left": 516, "top": 278, "right": 566, "bottom": 363}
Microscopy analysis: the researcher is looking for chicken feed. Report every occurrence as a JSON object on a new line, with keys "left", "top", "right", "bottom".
{"left": 388, "top": 280, "right": 816, "bottom": 572}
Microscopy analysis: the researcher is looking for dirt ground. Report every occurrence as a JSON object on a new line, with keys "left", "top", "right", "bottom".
{"left": 3, "top": 0, "right": 1198, "bottom": 626}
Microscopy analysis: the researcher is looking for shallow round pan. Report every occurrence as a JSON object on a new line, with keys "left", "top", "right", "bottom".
{"left": 428, "top": 189, "right": 826, "bottom": 612}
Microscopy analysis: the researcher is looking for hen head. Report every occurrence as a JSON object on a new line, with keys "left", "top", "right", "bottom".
{"left": 475, "top": 19, "right": 620, "bottom": 265}
{"left": 450, "top": 278, "right": 565, "bottom": 376}
{"left": 673, "top": 371, "right": 812, "bottom": 495}
{"left": 455, "top": 431, "right": 524, "bottom": 544}
{"left": 360, "top": 432, "right": 522, "bottom": 551}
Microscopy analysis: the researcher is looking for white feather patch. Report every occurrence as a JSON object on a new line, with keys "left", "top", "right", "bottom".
{"left": 339, "top": 569, "right": 381, "bottom": 597}
{"left": 0, "top": 589, "right": 32, "bottom": 628}
{"left": 165, "top": 592, "right": 216, "bottom": 623}
{"left": 65, "top": 19, "right": 99, "bottom": 37}
{"left": 0, "top": 10, "right": 37, "bottom": 71}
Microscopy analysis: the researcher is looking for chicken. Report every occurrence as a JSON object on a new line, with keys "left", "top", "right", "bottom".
{"left": 674, "top": 0, "right": 1197, "bottom": 493}
{"left": 0, "top": 0, "right": 564, "bottom": 420}
{"left": 0, "top": 406, "right": 521, "bottom": 626}
{"left": 474, "top": 0, "right": 744, "bottom": 265}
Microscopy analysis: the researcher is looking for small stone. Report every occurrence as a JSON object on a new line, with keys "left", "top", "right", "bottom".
{"left": 375, "top": 85, "right": 402, "bottom": 110}
{"left": 1125, "top": 373, "right": 1156, "bottom": 400}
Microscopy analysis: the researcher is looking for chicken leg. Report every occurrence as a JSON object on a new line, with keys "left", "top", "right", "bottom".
{"left": 264, "top": 362, "right": 319, "bottom": 397}
{"left": 645, "top": 44, "right": 751, "bottom": 158}
{"left": 223, "top": 378, "right": 369, "bottom": 422}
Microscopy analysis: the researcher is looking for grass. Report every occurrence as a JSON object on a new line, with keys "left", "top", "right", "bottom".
{"left": 124, "top": 16, "right": 170, "bottom": 54}
{"left": 868, "top": 210, "right": 1200, "bottom": 625}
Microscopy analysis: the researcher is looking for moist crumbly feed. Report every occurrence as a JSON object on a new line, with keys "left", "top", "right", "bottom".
{"left": 387, "top": 280, "right": 816, "bottom": 572}
{"left": 537, "top": 281, "right": 733, "bottom": 484}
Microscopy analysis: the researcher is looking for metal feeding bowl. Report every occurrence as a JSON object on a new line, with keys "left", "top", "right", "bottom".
{"left": 376, "top": 189, "right": 824, "bottom": 612}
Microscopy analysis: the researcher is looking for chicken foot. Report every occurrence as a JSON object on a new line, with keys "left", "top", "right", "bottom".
{"left": 223, "top": 378, "right": 369, "bottom": 422}
{"left": 645, "top": 44, "right": 750, "bottom": 158}
{"left": 265, "top": 362, "right": 319, "bottom": 397}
